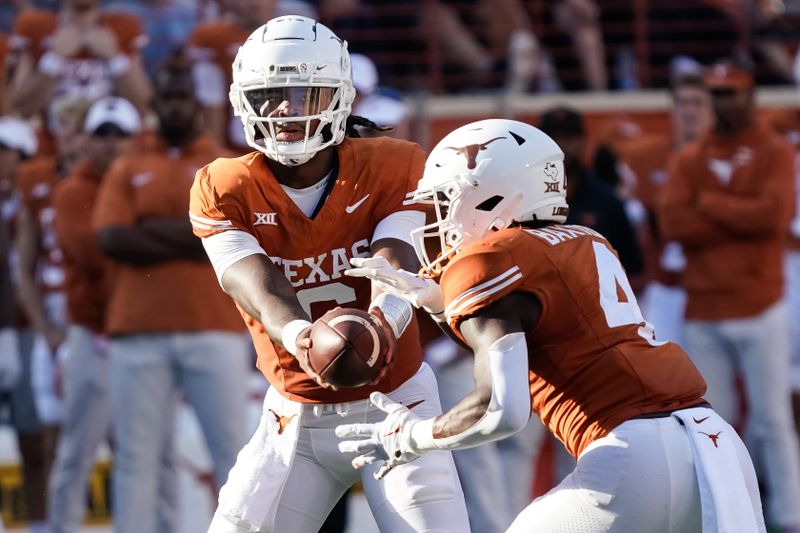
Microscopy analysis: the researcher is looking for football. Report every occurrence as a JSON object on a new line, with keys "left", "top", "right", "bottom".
{"left": 307, "top": 308, "right": 390, "bottom": 388}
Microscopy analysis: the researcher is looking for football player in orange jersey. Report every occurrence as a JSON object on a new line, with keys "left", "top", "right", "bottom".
{"left": 189, "top": 16, "right": 469, "bottom": 533}
{"left": 339, "top": 118, "right": 766, "bottom": 532}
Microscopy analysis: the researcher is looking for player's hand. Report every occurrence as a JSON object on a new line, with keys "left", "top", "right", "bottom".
{"left": 336, "top": 392, "right": 427, "bottom": 479}
{"left": 365, "top": 308, "right": 397, "bottom": 386}
{"left": 293, "top": 325, "right": 338, "bottom": 391}
{"left": 346, "top": 257, "right": 444, "bottom": 314}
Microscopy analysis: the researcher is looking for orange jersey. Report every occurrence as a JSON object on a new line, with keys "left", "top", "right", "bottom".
{"left": 17, "top": 156, "right": 64, "bottom": 295}
{"left": 440, "top": 225, "right": 707, "bottom": 457}
{"left": 190, "top": 137, "right": 426, "bottom": 403}
{"left": 659, "top": 123, "right": 795, "bottom": 320}
{"left": 94, "top": 134, "right": 243, "bottom": 335}
{"left": 52, "top": 160, "right": 111, "bottom": 333}
{"left": 12, "top": 9, "right": 146, "bottom": 102}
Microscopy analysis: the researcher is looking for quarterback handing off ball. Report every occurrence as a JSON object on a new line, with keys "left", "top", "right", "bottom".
{"left": 308, "top": 308, "right": 391, "bottom": 388}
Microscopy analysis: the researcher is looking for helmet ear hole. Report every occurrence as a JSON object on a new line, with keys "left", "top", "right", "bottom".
{"left": 476, "top": 195, "right": 504, "bottom": 211}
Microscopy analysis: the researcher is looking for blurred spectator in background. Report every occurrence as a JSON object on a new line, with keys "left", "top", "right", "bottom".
{"left": 535, "top": 0, "right": 608, "bottom": 91}
{"left": 0, "top": 119, "right": 26, "bottom": 395}
{"left": 49, "top": 96, "right": 141, "bottom": 533}
{"left": 0, "top": 116, "right": 43, "bottom": 533}
{"left": 13, "top": 96, "right": 91, "bottom": 533}
{"left": 104, "top": 0, "right": 201, "bottom": 77}
{"left": 8, "top": 0, "right": 153, "bottom": 119}
{"left": 440, "top": 0, "right": 539, "bottom": 91}
{"left": 646, "top": 0, "right": 800, "bottom": 87}
{"left": 620, "top": 73, "right": 712, "bottom": 345}
{"left": 660, "top": 63, "right": 800, "bottom": 531}
{"left": 556, "top": 0, "right": 608, "bottom": 90}
{"left": 763, "top": 102, "right": 800, "bottom": 466}
{"left": 539, "top": 106, "right": 643, "bottom": 280}
{"left": 93, "top": 55, "right": 250, "bottom": 533}
{"left": 332, "top": 0, "right": 537, "bottom": 92}
{"left": 350, "top": 53, "right": 410, "bottom": 139}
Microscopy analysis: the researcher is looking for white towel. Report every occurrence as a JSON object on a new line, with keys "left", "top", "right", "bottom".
{"left": 212, "top": 386, "right": 302, "bottom": 532}
{"left": 672, "top": 407, "right": 766, "bottom": 533}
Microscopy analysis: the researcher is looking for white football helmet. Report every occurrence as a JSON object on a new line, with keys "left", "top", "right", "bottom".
{"left": 229, "top": 16, "right": 355, "bottom": 166}
{"left": 411, "top": 119, "right": 567, "bottom": 275}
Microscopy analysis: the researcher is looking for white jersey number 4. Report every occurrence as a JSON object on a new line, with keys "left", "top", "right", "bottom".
{"left": 592, "top": 241, "right": 663, "bottom": 346}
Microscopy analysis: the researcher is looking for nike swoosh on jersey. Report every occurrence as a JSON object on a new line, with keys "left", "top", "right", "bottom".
{"left": 345, "top": 194, "right": 370, "bottom": 214}
{"left": 693, "top": 416, "right": 709, "bottom": 424}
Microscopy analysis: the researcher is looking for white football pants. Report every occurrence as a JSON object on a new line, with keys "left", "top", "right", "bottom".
{"left": 507, "top": 414, "right": 761, "bottom": 532}
{"left": 208, "top": 363, "right": 470, "bottom": 533}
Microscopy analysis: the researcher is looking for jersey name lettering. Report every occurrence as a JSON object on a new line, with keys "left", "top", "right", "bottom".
{"left": 525, "top": 225, "right": 602, "bottom": 246}
{"left": 268, "top": 238, "right": 370, "bottom": 288}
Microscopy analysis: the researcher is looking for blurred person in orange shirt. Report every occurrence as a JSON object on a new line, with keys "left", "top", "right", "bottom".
{"left": 8, "top": 0, "right": 153, "bottom": 119}
{"left": 93, "top": 54, "right": 251, "bottom": 533}
{"left": 660, "top": 63, "right": 800, "bottom": 532}
{"left": 0, "top": 115, "right": 52, "bottom": 533}
{"left": 13, "top": 96, "right": 92, "bottom": 533}
{"left": 49, "top": 96, "right": 141, "bottom": 533}
{"left": 621, "top": 74, "right": 712, "bottom": 346}
{"left": 0, "top": 118, "right": 30, "bottom": 394}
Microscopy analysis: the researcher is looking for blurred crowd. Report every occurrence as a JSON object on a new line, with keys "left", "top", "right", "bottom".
{"left": 0, "top": 0, "right": 799, "bottom": 99}
{"left": 0, "top": 0, "right": 799, "bottom": 532}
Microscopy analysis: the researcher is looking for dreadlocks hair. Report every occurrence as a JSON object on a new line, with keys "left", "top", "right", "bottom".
{"left": 345, "top": 115, "right": 393, "bottom": 138}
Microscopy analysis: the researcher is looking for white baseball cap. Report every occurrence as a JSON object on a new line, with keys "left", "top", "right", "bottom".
{"left": 351, "top": 53, "right": 379, "bottom": 96}
{"left": 84, "top": 96, "right": 142, "bottom": 135}
{"left": 355, "top": 94, "right": 408, "bottom": 127}
{"left": 0, "top": 117, "right": 38, "bottom": 158}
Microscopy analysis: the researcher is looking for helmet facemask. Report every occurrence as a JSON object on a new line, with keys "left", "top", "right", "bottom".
{"left": 230, "top": 17, "right": 355, "bottom": 166}
{"left": 411, "top": 177, "right": 463, "bottom": 278}
{"left": 240, "top": 85, "right": 347, "bottom": 166}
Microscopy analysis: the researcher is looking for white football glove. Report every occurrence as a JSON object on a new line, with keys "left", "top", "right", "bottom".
{"left": 346, "top": 257, "right": 444, "bottom": 315}
{"left": 336, "top": 392, "right": 430, "bottom": 479}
